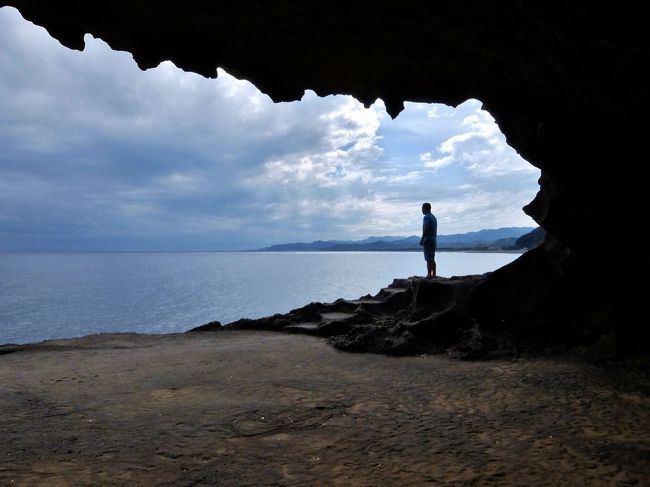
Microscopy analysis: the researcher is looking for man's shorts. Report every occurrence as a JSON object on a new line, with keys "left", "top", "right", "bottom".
{"left": 423, "top": 244, "right": 436, "bottom": 261}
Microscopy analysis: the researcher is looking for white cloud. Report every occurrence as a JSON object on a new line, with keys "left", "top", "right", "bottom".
{"left": 432, "top": 108, "right": 537, "bottom": 177}
{"left": 247, "top": 95, "right": 385, "bottom": 193}
{"left": 420, "top": 151, "right": 453, "bottom": 172}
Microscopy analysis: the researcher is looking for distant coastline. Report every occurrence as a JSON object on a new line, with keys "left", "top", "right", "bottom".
{"left": 248, "top": 248, "right": 527, "bottom": 253}
{"left": 253, "top": 227, "right": 543, "bottom": 253}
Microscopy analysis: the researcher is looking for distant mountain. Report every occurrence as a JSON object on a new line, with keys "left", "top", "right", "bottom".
{"left": 486, "top": 237, "right": 519, "bottom": 249}
{"left": 357, "top": 236, "right": 409, "bottom": 244}
{"left": 513, "top": 227, "right": 545, "bottom": 250}
{"left": 256, "top": 227, "right": 535, "bottom": 251}
{"left": 436, "top": 227, "right": 536, "bottom": 247}
{"left": 259, "top": 240, "right": 352, "bottom": 252}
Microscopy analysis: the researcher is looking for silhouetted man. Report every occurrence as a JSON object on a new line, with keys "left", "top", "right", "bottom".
{"left": 419, "top": 202, "right": 437, "bottom": 278}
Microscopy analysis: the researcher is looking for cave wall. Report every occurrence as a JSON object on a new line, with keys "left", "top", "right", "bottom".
{"left": 2, "top": 1, "right": 647, "bottom": 356}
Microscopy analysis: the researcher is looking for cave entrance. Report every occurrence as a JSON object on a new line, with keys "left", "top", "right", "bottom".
{"left": 1, "top": 6, "right": 543, "bottom": 345}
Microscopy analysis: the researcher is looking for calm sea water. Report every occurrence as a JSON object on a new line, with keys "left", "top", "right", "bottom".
{"left": 0, "top": 251, "right": 520, "bottom": 344}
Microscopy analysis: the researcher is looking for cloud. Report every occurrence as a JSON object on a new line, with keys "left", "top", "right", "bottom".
{"left": 0, "top": 7, "right": 540, "bottom": 250}
{"left": 248, "top": 96, "right": 384, "bottom": 189}
{"left": 419, "top": 151, "right": 453, "bottom": 172}
{"left": 426, "top": 109, "right": 537, "bottom": 178}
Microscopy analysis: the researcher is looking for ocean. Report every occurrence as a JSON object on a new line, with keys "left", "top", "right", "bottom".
{"left": 0, "top": 251, "right": 520, "bottom": 344}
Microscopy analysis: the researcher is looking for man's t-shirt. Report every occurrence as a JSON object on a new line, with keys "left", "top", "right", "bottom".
{"left": 422, "top": 213, "right": 437, "bottom": 247}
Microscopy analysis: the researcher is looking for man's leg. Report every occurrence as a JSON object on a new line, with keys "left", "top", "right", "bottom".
{"left": 426, "top": 259, "right": 434, "bottom": 278}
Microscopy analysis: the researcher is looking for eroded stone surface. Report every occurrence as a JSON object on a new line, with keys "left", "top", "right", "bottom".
{"left": 1, "top": 332, "right": 648, "bottom": 486}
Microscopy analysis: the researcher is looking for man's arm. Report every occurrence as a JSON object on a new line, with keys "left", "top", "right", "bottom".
{"left": 420, "top": 221, "right": 431, "bottom": 246}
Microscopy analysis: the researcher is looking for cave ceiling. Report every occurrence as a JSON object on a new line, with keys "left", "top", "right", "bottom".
{"left": 2, "top": 2, "right": 645, "bottom": 121}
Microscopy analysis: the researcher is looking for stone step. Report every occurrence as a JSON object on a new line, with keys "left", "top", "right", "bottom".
{"left": 380, "top": 287, "right": 408, "bottom": 294}
{"left": 389, "top": 278, "right": 413, "bottom": 288}
{"left": 346, "top": 299, "right": 385, "bottom": 305}
{"left": 320, "top": 312, "right": 356, "bottom": 322}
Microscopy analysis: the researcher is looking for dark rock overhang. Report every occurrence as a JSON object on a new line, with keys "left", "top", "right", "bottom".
{"left": 3, "top": 3, "right": 645, "bottom": 118}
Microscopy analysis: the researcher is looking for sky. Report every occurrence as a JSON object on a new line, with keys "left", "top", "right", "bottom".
{"left": 0, "top": 7, "right": 540, "bottom": 251}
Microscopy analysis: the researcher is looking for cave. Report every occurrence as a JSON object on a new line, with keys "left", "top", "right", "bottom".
{"left": 2, "top": 1, "right": 647, "bottom": 359}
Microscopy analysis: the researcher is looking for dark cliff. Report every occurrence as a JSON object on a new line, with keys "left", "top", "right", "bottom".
{"left": 3, "top": 1, "right": 647, "bottom": 358}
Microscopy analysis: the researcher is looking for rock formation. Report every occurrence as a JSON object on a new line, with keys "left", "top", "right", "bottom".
{"left": 192, "top": 276, "right": 512, "bottom": 359}
{"left": 3, "top": 1, "right": 648, "bottom": 358}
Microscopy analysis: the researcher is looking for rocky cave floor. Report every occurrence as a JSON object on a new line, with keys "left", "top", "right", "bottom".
{"left": 1, "top": 330, "right": 648, "bottom": 486}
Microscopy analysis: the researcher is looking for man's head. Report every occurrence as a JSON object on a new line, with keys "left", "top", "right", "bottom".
{"left": 422, "top": 202, "right": 431, "bottom": 214}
